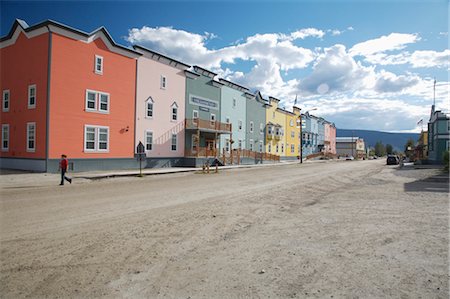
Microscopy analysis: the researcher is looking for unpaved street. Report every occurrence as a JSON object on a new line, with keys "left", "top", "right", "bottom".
{"left": 1, "top": 160, "right": 448, "bottom": 298}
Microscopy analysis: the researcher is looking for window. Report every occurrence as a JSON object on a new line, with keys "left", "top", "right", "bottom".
{"left": 268, "top": 125, "right": 274, "bottom": 135}
{"left": 84, "top": 125, "right": 109, "bottom": 152}
{"left": 145, "top": 131, "right": 153, "bottom": 151}
{"left": 225, "top": 139, "right": 230, "bottom": 152}
{"left": 171, "top": 133, "right": 177, "bottom": 151}
{"left": 2, "top": 124, "right": 9, "bottom": 151}
{"left": 193, "top": 110, "right": 199, "bottom": 120}
{"left": 171, "top": 103, "right": 178, "bottom": 121}
{"left": 259, "top": 141, "right": 263, "bottom": 152}
{"left": 268, "top": 144, "right": 271, "bottom": 153}
{"left": 161, "top": 75, "right": 167, "bottom": 89}
{"left": 281, "top": 143, "right": 284, "bottom": 153}
{"left": 210, "top": 114, "right": 216, "bottom": 125}
{"left": 250, "top": 121, "right": 254, "bottom": 133}
{"left": 226, "top": 117, "right": 230, "bottom": 124}
{"left": 276, "top": 144, "right": 279, "bottom": 153}
{"left": 232, "top": 98, "right": 236, "bottom": 108}
{"left": 28, "top": 85, "right": 36, "bottom": 109}
{"left": 95, "top": 55, "right": 103, "bottom": 74}
{"left": 249, "top": 139, "right": 254, "bottom": 151}
{"left": 260, "top": 123, "right": 264, "bottom": 134}
{"left": 146, "top": 97, "right": 154, "bottom": 118}
{"left": 238, "top": 120, "right": 243, "bottom": 131}
{"left": 27, "top": 122, "right": 35, "bottom": 152}
{"left": 291, "top": 131, "right": 295, "bottom": 138}
{"left": 192, "top": 135, "right": 198, "bottom": 152}
{"left": 290, "top": 119, "right": 294, "bottom": 127}
{"left": 2, "top": 90, "right": 9, "bottom": 112}
{"left": 238, "top": 139, "right": 242, "bottom": 150}
{"left": 291, "top": 144, "right": 295, "bottom": 153}
{"left": 85, "top": 90, "right": 109, "bottom": 113}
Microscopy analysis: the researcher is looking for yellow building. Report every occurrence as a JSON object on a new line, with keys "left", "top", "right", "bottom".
{"left": 284, "top": 106, "right": 301, "bottom": 158}
{"left": 265, "top": 97, "right": 286, "bottom": 156}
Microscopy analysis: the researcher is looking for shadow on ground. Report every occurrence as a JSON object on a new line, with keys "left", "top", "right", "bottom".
{"left": 404, "top": 173, "right": 449, "bottom": 193}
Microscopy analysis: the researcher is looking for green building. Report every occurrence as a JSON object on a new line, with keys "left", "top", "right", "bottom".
{"left": 427, "top": 105, "right": 450, "bottom": 163}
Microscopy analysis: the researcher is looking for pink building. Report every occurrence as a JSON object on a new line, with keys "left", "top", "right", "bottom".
{"left": 133, "top": 45, "right": 190, "bottom": 167}
{"left": 324, "top": 121, "right": 336, "bottom": 155}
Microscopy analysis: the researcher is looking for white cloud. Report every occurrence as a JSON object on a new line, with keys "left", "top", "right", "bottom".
{"left": 374, "top": 70, "right": 420, "bottom": 93}
{"left": 349, "top": 33, "right": 420, "bottom": 57}
{"left": 290, "top": 28, "right": 325, "bottom": 40}
{"left": 360, "top": 49, "right": 450, "bottom": 68}
{"left": 298, "top": 44, "right": 375, "bottom": 95}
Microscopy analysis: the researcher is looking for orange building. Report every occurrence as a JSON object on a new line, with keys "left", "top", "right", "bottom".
{"left": 0, "top": 19, "right": 140, "bottom": 171}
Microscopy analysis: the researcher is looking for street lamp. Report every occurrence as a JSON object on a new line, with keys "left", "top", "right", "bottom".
{"left": 297, "top": 108, "right": 317, "bottom": 164}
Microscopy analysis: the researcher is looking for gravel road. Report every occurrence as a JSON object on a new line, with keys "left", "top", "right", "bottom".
{"left": 1, "top": 160, "right": 448, "bottom": 298}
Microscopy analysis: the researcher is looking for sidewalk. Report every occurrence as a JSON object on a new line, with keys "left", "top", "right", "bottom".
{"left": 1, "top": 160, "right": 303, "bottom": 189}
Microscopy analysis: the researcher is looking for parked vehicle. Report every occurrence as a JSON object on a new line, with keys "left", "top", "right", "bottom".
{"left": 345, "top": 156, "right": 355, "bottom": 161}
{"left": 386, "top": 155, "right": 399, "bottom": 165}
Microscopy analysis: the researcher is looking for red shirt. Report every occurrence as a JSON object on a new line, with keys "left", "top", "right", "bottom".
{"left": 60, "top": 158, "right": 68, "bottom": 170}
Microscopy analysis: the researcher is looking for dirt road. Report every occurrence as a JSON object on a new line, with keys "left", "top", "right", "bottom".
{"left": 1, "top": 160, "right": 448, "bottom": 298}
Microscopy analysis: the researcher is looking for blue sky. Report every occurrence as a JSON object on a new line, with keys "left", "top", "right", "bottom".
{"left": 2, "top": 0, "right": 449, "bottom": 132}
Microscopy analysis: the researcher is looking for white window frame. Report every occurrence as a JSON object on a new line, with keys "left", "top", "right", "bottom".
{"left": 171, "top": 133, "right": 177, "bottom": 151}
{"left": 290, "top": 119, "right": 294, "bottom": 127}
{"left": 276, "top": 144, "right": 279, "bottom": 153}
{"left": 171, "top": 102, "right": 178, "bottom": 122}
{"left": 238, "top": 120, "right": 243, "bottom": 131}
{"left": 84, "top": 125, "right": 109, "bottom": 152}
{"left": 210, "top": 113, "right": 216, "bottom": 125}
{"left": 160, "top": 75, "right": 167, "bottom": 89}
{"left": 2, "top": 90, "right": 10, "bottom": 112}
{"left": 225, "top": 138, "right": 230, "bottom": 152}
{"left": 268, "top": 144, "right": 272, "bottom": 153}
{"left": 146, "top": 97, "right": 154, "bottom": 118}
{"left": 145, "top": 130, "right": 153, "bottom": 151}
{"left": 193, "top": 110, "right": 199, "bottom": 120}
{"left": 226, "top": 116, "right": 230, "bottom": 124}
{"left": 260, "top": 123, "right": 264, "bottom": 134}
{"left": 232, "top": 98, "right": 236, "bottom": 108}
{"left": 249, "top": 139, "right": 254, "bottom": 151}
{"left": 259, "top": 141, "right": 263, "bottom": 152}
{"left": 85, "top": 89, "right": 110, "bottom": 114}
{"left": 2, "top": 124, "right": 9, "bottom": 151}
{"left": 192, "top": 135, "right": 198, "bottom": 152}
{"left": 291, "top": 131, "right": 295, "bottom": 138}
{"left": 28, "top": 84, "right": 36, "bottom": 109}
{"left": 291, "top": 144, "right": 295, "bottom": 153}
{"left": 238, "top": 139, "right": 242, "bottom": 150}
{"left": 26, "top": 122, "right": 36, "bottom": 152}
{"left": 250, "top": 121, "right": 254, "bottom": 133}
{"left": 95, "top": 55, "right": 103, "bottom": 75}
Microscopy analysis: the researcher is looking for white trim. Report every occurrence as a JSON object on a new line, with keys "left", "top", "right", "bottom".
{"left": 84, "top": 124, "right": 109, "bottom": 153}
{"left": 171, "top": 102, "right": 178, "bottom": 122}
{"left": 193, "top": 110, "right": 199, "bottom": 120}
{"left": 26, "top": 122, "right": 36, "bottom": 152}
{"left": 249, "top": 139, "right": 254, "bottom": 151}
{"left": 85, "top": 89, "right": 110, "bottom": 114}
{"left": 95, "top": 55, "right": 103, "bottom": 75}
{"left": 170, "top": 133, "right": 177, "bottom": 151}
{"left": 2, "top": 90, "right": 10, "bottom": 112}
{"left": 28, "top": 84, "right": 36, "bottom": 109}
{"left": 2, "top": 124, "right": 9, "bottom": 151}
{"left": 210, "top": 113, "right": 216, "bottom": 123}
{"left": 145, "top": 97, "right": 154, "bottom": 119}
{"left": 191, "top": 134, "right": 198, "bottom": 152}
{"left": 145, "top": 130, "right": 153, "bottom": 151}
{"left": 249, "top": 121, "right": 254, "bottom": 133}
{"left": 260, "top": 123, "right": 264, "bottom": 135}
{"left": 238, "top": 120, "right": 243, "bottom": 131}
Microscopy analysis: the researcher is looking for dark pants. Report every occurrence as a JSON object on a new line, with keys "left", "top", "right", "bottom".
{"left": 60, "top": 169, "right": 71, "bottom": 185}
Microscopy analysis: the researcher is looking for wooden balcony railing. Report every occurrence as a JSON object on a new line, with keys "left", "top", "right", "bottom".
{"left": 185, "top": 118, "right": 232, "bottom": 132}
{"left": 221, "top": 148, "right": 280, "bottom": 165}
{"left": 185, "top": 147, "right": 218, "bottom": 157}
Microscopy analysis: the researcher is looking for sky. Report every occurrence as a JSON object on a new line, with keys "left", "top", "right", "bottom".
{"left": 1, "top": 0, "right": 449, "bottom": 132}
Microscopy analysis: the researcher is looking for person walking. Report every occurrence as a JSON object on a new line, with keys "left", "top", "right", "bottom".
{"left": 59, "top": 154, "right": 72, "bottom": 185}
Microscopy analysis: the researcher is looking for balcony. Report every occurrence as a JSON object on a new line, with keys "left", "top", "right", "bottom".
{"left": 185, "top": 118, "right": 232, "bottom": 133}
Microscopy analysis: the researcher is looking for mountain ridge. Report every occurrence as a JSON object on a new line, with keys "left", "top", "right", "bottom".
{"left": 336, "top": 129, "right": 419, "bottom": 151}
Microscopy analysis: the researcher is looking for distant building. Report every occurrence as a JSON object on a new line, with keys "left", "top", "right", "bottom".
{"left": 414, "top": 131, "right": 428, "bottom": 161}
{"left": 427, "top": 105, "right": 449, "bottom": 163}
{"left": 336, "top": 137, "right": 366, "bottom": 159}
{"left": 324, "top": 121, "right": 337, "bottom": 155}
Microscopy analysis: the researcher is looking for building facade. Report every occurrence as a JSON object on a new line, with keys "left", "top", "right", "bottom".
{"left": 301, "top": 112, "right": 319, "bottom": 158}
{"left": 218, "top": 78, "right": 248, "bottom": 154}
{"left": 324, "top": 121, "right": 337, "bottom": 155}
{"left": 265, "top": 97, "right": 286, "bottom": 156}
{"left": 336, "top": 137, "right": 366, "bottom": 159}
{"left": 245, "top": 91, "right": 266, "bottom": 153}
{"left": 284, "top": 107, "right": 301, "bottom": 159}
{"left": 134, "top": 45, "right": 190, "bottom": 167}
{"left": 427, "top": 106, "right": 450, "bottom": 163}
{"left": 0, "top": 19, "right": 140, "bottom": 172}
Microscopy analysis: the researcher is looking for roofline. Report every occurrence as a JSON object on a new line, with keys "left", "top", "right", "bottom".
{"left": 1, "top": 19, "right": 141, "bottom": 57}
{"left": 218, "top": 78, "right": 249, "bottom": 92}
{"left": 133, "top": 45, "right": 191, "bottom": 69}
{"left": 193, "top": 65, "right": 217, "bottom": 78}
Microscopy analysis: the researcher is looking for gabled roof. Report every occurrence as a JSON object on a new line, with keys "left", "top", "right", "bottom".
{"left": 133, "top": 45, "right": 191, "bottom": 70}
{"left": 1, "top": 19, "right": 141, "bottom": 58}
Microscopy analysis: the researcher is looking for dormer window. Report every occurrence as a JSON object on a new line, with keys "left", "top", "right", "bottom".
{"left": 95, "top": 55, "right": 103, "bottom": 74}
{"left": 146, "top": 97, "right": 154, "bottom": 118}
{"left": 171, "top": 102, "right": 178, "bottom": 121}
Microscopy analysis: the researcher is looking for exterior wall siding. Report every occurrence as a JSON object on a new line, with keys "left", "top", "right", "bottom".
{"left": 48, "top": 34, "right": 137, "bottom": 159}
{"left": 0, "top": 31, "right": 49, "bottom": 160}
{"left": 219, "top": 84, "right": 246, "bottom": 152}
{"left": 245, "top": 94, "right": 266, "bottom": 152}
{"left": 135, "top": 50, "right": 186, "bottom": 158}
